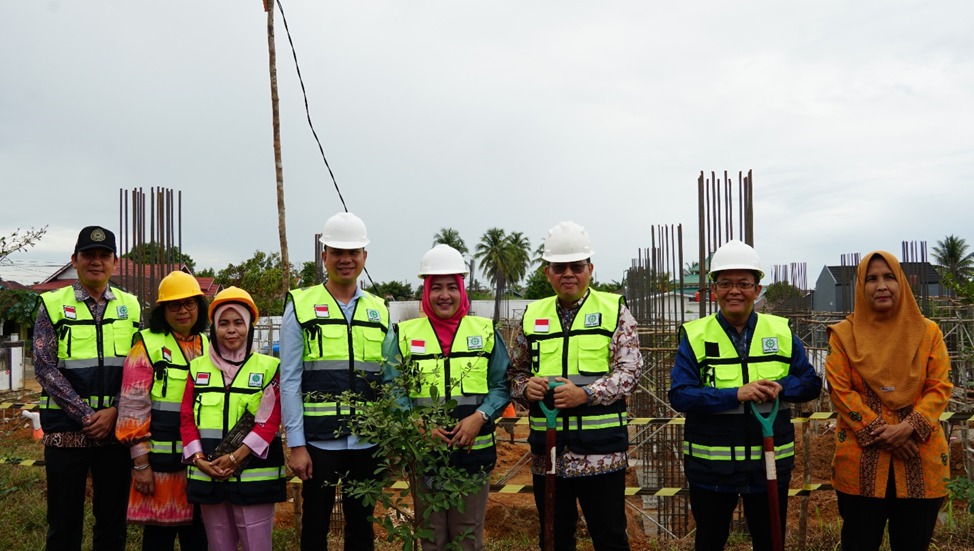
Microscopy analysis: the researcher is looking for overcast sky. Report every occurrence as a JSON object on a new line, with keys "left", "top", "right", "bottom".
{"left": 2, "top": 1, "right": 972, "bottom": 289}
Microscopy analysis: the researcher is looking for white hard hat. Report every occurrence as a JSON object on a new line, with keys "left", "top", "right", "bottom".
{"left": 418, "top": 244, "right": 468, "bottom": 278}
{"left": 542, "top": 221, "right": 594, "bottom": 263}
{"left": 319, "top": 212, "right": 370, "bottom": 249}
{"left": 708, "top": 240, "right": 764, "bottom": 280}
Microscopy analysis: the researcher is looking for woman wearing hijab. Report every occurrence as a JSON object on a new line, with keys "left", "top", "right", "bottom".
{"left": 826, "top": 251, "right": 952, "bottom": 551}
{"left": 384, "top": 244, "right": 511, "bottom": 551}
{"left": 116, "top": 271, "right": 209, "bottom": 550}
{"left": 179, "top": 287, "right": 286, "bottom": 551}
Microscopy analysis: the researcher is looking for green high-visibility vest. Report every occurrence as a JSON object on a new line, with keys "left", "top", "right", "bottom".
{"left": 397, "top": 315, "right": 497, "bottom": 473}
{"left": 680, "top": 313, "right": 797, "bottom": 487}
{"left": 397, "top": 316, "right": 493, "bottom": 403}
{"left": 286, "top": 285, "right": 388, "bottom": 440}
{"left": 521, "top": 289, "right": 629, "bottom": 456}
{"left": 38, "top": 285, "right": 140, "bottom": 433}
{"left": 139, "top": 330, "right": 208, "bottom": 471}
{"left": 185, "top": 353, "right": 286, "bottom": 506}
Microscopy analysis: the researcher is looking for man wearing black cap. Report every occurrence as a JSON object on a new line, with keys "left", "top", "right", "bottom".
{"left": 33, "top": 225, "right": 141, "bottom": 551}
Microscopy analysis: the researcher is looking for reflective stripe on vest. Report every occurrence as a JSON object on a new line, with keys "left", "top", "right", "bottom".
{"left": 151, "top": 400, "right": 182, "bottom": 413}
{"left": 39, "top": 395, "right": 113, "bottom": 410}
{"left": 301, "top": 359, "right": 382, "bottom": 373}
{"left": 57, "top": 357, "right": 126, "bottom": 369}
{"left": 187, "top": 465, "right": 286, "bottom": 483}
{"left": 302, "top": 401, "right": 376, "bottom": 416}
{"left": 148, "top": 440, "right": 183, "bottom": 455}
{"left": 683, "top": 441, "right": 795, "bottom": 461}
{"left": 528, "top": 412, "right": 628, "bottom": 432}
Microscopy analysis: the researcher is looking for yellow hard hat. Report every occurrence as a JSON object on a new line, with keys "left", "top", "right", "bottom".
{"left": 157, "top": 271, "right": 204, "bottom": 304}
{"left": 208, "top": 286, "right": 259, "bottom": 323}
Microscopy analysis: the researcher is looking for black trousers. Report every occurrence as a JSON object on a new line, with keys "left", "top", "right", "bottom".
{"left": 45, "top": 444, "right": 131, "bottom": 551}
{"left": 836, "top": 470, "right": 943, "bottom": 551}
{"left": 532, "top": 469, "right": 630, "bottom": 551}
{"left": 300, "top": 445, "right": 381, "bottom": 551}
{"left": 689, "top": 484, "right": 789, "bottom": 551}
{"left": 141, "top": 504, "right": 207, "bottom": 551}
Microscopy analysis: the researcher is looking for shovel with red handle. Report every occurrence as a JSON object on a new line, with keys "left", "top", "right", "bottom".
{"left": 538, "top": 380, "right": 564, "bottom": 551}
{"left": 750, "top": 397, "right": 783, "bottom": 551}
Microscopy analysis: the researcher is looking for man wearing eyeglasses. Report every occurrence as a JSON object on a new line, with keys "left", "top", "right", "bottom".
{"left": 33, "top": 225, "right": 141, "bottom": 551}
{"left": 509, "top": 221, "right": 643, "bottom": 551}
{"left": 668, "top": 240, "right": 821, "bottom": 551}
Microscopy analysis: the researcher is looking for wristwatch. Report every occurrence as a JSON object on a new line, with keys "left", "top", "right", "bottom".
{"left": 476, "top": 410, "right": 490, "bottom": 422}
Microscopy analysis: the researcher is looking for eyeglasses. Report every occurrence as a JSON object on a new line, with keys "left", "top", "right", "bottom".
{"left": 713, "top": 280, "right": 756, "bottom": 291}
{"left": 548, "top": 261, "right": 590, "bottom": 275}
{"left": 165, "top": 299, "right": 198, "bottom": 312}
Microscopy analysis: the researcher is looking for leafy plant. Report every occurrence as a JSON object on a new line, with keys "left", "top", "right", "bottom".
{"left": 335, "top": 365, "right": 486, "bottom": 551}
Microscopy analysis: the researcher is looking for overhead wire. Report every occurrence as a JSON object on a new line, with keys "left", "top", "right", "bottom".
{"left": 274, "top": 0, "right": 379, "bottom": 293}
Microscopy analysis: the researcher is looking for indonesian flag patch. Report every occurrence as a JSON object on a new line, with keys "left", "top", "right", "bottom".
{"left": 410, "top": 339, "right": 426, "bottom": 353}
{"left": 63, "top": 305, "right": 77, "bottom": 320}
{"left": 162, "top": 347, "right": 172, "bottom": 363}
{"left": 534, "top": 319, "right": 550, "bottom": 333}
{"left": 195, "top": 372, "right": 210, "bottom": 386}
{"left": 314, "top": 304, "right": 330, "bottom": 318}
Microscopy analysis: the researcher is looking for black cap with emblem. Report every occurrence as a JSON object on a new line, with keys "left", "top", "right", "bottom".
{"left": 74, "top": 226, "right": 117, "bottom": 254}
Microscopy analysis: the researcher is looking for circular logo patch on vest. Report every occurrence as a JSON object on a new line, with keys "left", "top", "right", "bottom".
{"left": 249, "top": 373, "right": 264, "bottom": 388}
{"left": 467, "top": 336, "right": 483, "bottom": 350}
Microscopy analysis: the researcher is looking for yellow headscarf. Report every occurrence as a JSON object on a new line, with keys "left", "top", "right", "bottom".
{"left": 827, "top": 251, "right": 929, "bottom": 410}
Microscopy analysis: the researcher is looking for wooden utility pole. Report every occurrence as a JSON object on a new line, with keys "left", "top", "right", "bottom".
{"left": 265, "top": 0, "right": 291, "bottom": 290}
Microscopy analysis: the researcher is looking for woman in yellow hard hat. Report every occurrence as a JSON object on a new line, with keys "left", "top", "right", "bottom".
{"left": 116, "top": 271, "right": 209, "bottom": 550}
{"left": 178, "top": 286, "right": 286, "bottom": 551}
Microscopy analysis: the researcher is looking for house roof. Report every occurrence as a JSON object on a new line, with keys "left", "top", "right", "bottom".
{"left": 34, "top": 260, "right": 218, "bottom": 300}
{"left": 0, "top": 278, "right": 28, "bottom": 291}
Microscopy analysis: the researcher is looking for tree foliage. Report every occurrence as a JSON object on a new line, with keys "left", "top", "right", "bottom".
{"left": 121, "top": 242, "right": 197, "bottom": 273}
{"left": 932, "top": 235, "right": 974, "bottom": 284}
{"left": 474, "top": 228, "right": 533, "bottom": 324}
{"left": 372, "top": 280, "right": 418, "bottom": 301}
{"left": 214, "top": 250, "right": 291, "bottom": 316}
{"left": 339, "top": 366, "right": 486, "bottom": 550}
{"left": 0, "top": 226, "right": 48, "bottom": 263}
{"left": 523, "top": 268, "right": 553, "bottom": 300}
{"left": 432, "top": 227, "right": 468, "bottom": 256}
{"left": 0, "top": 288, "right": 39, "bottom": 326}
{"left": 763, "top": 281, "right": 803, "bottom": 311}
{"left": 297, "top": 260, "right": 320, "bottom": 287}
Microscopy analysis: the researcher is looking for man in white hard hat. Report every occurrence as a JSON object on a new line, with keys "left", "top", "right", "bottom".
{"left": 508, "top": 221, "right": 643, "bottom": 551}
{"left": 668, "top": 240, "right": 821, "bottom": 551}
{"left": 280, "top": 212, "right": 390, "bottom": 551}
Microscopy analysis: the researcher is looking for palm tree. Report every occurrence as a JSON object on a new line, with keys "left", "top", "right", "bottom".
{"left": 932, "top": 235, "right": 974, "bottom": 283}
{"left": 474, "top": 228, "right": 533, "bottom": 324}
{"left": 432, "top": 227, "right": 468, "bottom": 256}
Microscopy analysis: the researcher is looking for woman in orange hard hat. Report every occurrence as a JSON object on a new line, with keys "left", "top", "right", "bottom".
{"left": 116, "top": 271, "right": 209, "bottom": 550}
{"left": 179, "top": 287, "right": 286, "bottom": 551}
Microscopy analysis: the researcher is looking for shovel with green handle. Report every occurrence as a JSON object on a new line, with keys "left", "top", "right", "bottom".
{"left": 538, "top": 380, "right": 564, "bottom": 551}
{"left": 750, "top": 397, "right": 783, "bottom": 551}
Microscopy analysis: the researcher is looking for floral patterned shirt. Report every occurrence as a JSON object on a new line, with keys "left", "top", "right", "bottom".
{"left": 508, "top": 290, "right": 643, "bottom": 477}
